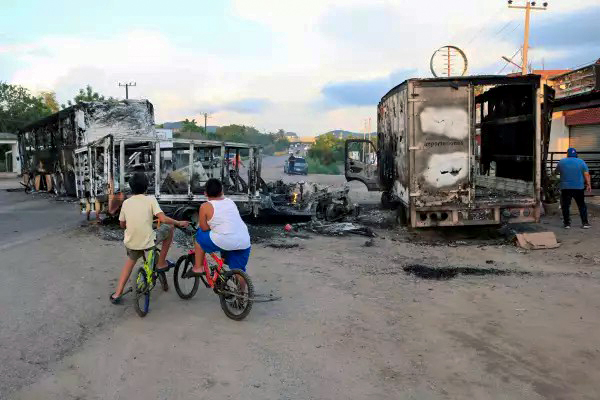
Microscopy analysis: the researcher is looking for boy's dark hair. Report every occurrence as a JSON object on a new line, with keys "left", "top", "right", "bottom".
{"left": 129, "top": 172, "right": 149, "bottom": 195}
{"left": 205, "top": 178, "right": 223, "bottom": 197}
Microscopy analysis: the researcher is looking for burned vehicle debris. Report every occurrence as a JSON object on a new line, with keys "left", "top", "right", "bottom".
{"left": 346, "top": 75, "right": 545, "bottom": 228}
{"left": 17, "top": 98, "right": 358, "bottom": 224}
{"left": 17, "top": 100, "right": 156, "bottom": 197}
{"left": 73, "top": 136, "right": 262, "bottom": 221}
{"left": 256, "top": 180, "right": 358, "bottom": 223}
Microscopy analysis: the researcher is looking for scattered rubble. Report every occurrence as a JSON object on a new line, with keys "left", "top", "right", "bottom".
{"left": 297, "top": 221, "right": 375, "bottom": 237}
{"left": 259, "top": 180, "right": 358, "bottom": 222}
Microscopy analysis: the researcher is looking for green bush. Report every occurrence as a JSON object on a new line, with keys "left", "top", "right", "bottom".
{"left": 306, "top": 156, "right": 341, "bottom": 175}
{"left": 307, "top": 133, "right": 345, "bottom": 165}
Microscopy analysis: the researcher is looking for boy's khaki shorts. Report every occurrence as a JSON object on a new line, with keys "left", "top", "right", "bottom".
{"left": 125, "top": 224, "right": 173, "bottom": 262}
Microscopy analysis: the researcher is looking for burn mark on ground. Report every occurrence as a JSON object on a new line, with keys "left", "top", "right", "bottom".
{"left": 403, "top": 264, "right": 530, "bottom": 280}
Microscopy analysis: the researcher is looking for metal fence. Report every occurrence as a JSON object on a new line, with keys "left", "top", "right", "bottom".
{"left": 547, "top": 151, "right": 600, "bottom": 189}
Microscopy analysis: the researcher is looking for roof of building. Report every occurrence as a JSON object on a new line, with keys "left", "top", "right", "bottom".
{"left": 0, "top": 132, "right": 17, "bottom": 140}
{"left": 532, "top": 69, "right": 571, "bottom": 80}
{"left": 565, "top": 108, "right": 600, "bottom": 126}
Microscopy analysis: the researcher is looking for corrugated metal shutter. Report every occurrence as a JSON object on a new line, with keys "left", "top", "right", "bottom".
{"left": 570, "top": 124, "right": 600, "bottom": 161}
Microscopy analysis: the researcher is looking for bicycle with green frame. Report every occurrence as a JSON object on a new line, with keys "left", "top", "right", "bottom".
{"left": 133, "top": 245, "right": 169, "bottom": 317}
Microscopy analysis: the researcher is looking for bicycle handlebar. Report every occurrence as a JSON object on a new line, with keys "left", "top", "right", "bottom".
{"left": 176, "top": 222, "right": 198, "bottom": 233}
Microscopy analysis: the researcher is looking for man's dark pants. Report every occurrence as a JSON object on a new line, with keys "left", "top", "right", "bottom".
{"left": 561, "top": 189, "right": 589, "bottom": 226}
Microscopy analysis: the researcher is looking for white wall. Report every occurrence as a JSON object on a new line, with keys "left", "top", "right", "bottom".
{"left": 0, "top": 140, "right": 20, "bottom": 173}
{"left": 548, "top": 112, "right": 569, "bottom": 153}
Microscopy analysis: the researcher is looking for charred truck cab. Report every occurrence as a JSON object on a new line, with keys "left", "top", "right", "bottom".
{"left": 346, "top": 75, "right": 544, "bottom": 227}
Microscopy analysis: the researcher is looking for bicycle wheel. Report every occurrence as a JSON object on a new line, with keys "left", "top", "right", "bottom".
{"left": 173, "top": 254, "right": 200, "bottom": 300}
{"left": 219, "top": 270, "right": 254, "bottom": 321}
{"left": 133, "top": 267, "right": 150, "bottom": 317}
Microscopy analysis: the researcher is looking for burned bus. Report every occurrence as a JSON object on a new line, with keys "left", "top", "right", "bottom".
{"left": 73, "top": 135, "right": 262, "bottom": 220}
{"left": 17, "top": 100, "right": 156, "bottom": 196}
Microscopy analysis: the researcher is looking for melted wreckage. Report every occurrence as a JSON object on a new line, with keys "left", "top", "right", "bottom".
{"left": 17, "top": 100, "right": 357, "bottom": 222}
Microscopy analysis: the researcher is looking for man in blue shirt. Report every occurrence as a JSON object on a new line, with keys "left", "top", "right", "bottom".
{"left": 556, "top": 148, "right": 591, "bottom": 229}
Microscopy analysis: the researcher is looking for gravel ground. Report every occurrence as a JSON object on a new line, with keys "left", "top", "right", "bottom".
{"left": 4, "top": 166, "right": 600, "bottom": 399}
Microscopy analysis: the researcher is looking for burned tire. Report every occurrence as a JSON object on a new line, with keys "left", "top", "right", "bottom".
{"left": 396, "top": 204, "right": 409, "bottom": 226}
{"left": 219, "top": 270, "right": 254, "bottom": 321}
{"left": 381, "top": 192, "right": 393, "bottom": 209}
{"left": 173, "top": 254, "right": 200, "bottom": 300}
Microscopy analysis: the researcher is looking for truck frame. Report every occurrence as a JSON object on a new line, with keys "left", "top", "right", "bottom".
{"left": 74, "top": 135, "right": 262, "bottom": 220}
{"left": 346, "top": 75, "right": 545, "bottom": 228}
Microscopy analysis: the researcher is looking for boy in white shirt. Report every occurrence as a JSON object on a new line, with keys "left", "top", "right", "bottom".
{"left": 184, "top": 178, "right": 251, "bottom": 276}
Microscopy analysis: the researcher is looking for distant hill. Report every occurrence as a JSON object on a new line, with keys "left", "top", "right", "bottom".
{"left": 318, "top": 130, "right": 376, "bottom": 139}
{"left": 160, "top": 121, "right": 219, "bottom": 133}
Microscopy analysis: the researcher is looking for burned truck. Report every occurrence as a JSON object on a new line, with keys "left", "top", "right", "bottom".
{"left": 18, "top": 100, "right": 156, "bottom": 196}
{"left": 346, "top": 75, "right": 544, "bottom": 227}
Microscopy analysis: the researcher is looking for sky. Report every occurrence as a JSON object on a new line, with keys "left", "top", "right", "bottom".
{"left": 1, "top": 0, "right": 599, "bottom": 136}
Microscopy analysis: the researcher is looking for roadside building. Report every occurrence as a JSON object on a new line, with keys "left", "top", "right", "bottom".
{"left": 0, "top": 132, "right": 20, "bottom": 174}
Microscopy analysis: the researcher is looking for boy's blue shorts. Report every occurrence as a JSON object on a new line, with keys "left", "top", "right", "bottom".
{"left": 195, "top": 230, "right": 250, "bottom": 272}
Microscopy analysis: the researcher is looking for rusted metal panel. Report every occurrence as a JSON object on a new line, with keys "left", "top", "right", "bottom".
{"left": 409, "top": 82, "right": 471, "bottom": 208}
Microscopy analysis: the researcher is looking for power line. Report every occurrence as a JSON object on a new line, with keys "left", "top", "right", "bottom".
{"left": 494, "top": 20, "right": 514, "bottom": 36}
{"left": 497, "top": 22, "right": 521, "bottom": 42}
{"left": 568, "top": 59, "right": 598, "bottom": 71}
{"left": 464, "top": 4, "right": 509, "bottom": 46}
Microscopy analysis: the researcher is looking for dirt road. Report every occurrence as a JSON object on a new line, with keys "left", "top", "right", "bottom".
{"left": 3, "top": 176, "right": 600, "bottom": 399}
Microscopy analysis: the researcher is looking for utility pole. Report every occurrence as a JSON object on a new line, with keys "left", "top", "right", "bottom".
{"left": 200, "top": 112, "right": 211, "bottom": 135}
{"left": 508, "top": 1, "right": 548, "bottom": 75}
{"left": 118, "top": 82, "right": 136, "bottom": 99}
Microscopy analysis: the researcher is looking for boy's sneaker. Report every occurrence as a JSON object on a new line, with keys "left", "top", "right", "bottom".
{"left": 564, "top": 224, "right": 571, "bottom": 229}
{"left": 582, "top": 224, "right": 591, "bottom": 229}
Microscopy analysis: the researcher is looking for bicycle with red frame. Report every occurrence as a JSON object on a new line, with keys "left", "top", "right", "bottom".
{"left": 173, "top": 224, "right": 254, "bottom": 320}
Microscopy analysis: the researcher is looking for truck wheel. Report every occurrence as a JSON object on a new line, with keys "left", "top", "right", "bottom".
{"left": 396, "top": 204, "right": 409, "bottom": 226}
{"left": 381, "top": 192, "right": 392, "bottom": 209}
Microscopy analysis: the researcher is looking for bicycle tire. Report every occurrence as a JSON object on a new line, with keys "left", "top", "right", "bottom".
{"left": 133, "top": 267, "right": 150, "bottom": 317}
{"left": 173, "top": 254, "right": 200, "bottom": 300}
{"left": 219, "top": 269, "right": 254, "bottom": 321}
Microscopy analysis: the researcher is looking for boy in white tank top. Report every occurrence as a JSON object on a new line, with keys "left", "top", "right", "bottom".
{"left": 184, "top": 178, "right": 251, "bottom": 276}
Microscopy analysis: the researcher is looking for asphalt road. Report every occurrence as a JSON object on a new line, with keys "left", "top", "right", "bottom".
{"left": 260, "top": 155, "right": 347, "bottom": 186}
{"left": 0, "top": 186, "right": 105, "bottom": 397}
{"left": 0, "top": 184, "right": 81, "bottom": 251}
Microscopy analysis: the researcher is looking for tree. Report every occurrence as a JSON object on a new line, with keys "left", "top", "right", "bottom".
{"left": 0, "top": 82, "right": 53, "bottom": 132}
{"left": 308, "top": 133, "right": 345, "bottom": 165}
{"left": 61, "top": 85, "right": 115, "bottom": 109}
{"left": 40, "top": 91, "right": 59, "bottom": 113}
{"left": 180, "top": 118, "right": 205, "bottom": 133}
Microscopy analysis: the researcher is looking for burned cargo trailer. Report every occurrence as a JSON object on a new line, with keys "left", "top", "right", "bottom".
{"left": 73, "top": 136, "right": 262, "bottom": 220}
{"left": 346, "top": 75, "right": 543, "bottom": 227}
{"left": 18, "top": 100, "right": 156, "bottom": 196}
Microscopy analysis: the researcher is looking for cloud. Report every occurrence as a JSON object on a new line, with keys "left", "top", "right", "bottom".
{"left": 320, "top": 69, "right": 417, "bottom": 108}
{"left": 3, "top": 1, "right": 599, "bottom": 136}
{"left": 220, "top": 98, "right": 271, "bottom": 114}
{"left": 530, "top": 6, "right": 600, "bottom": 49}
